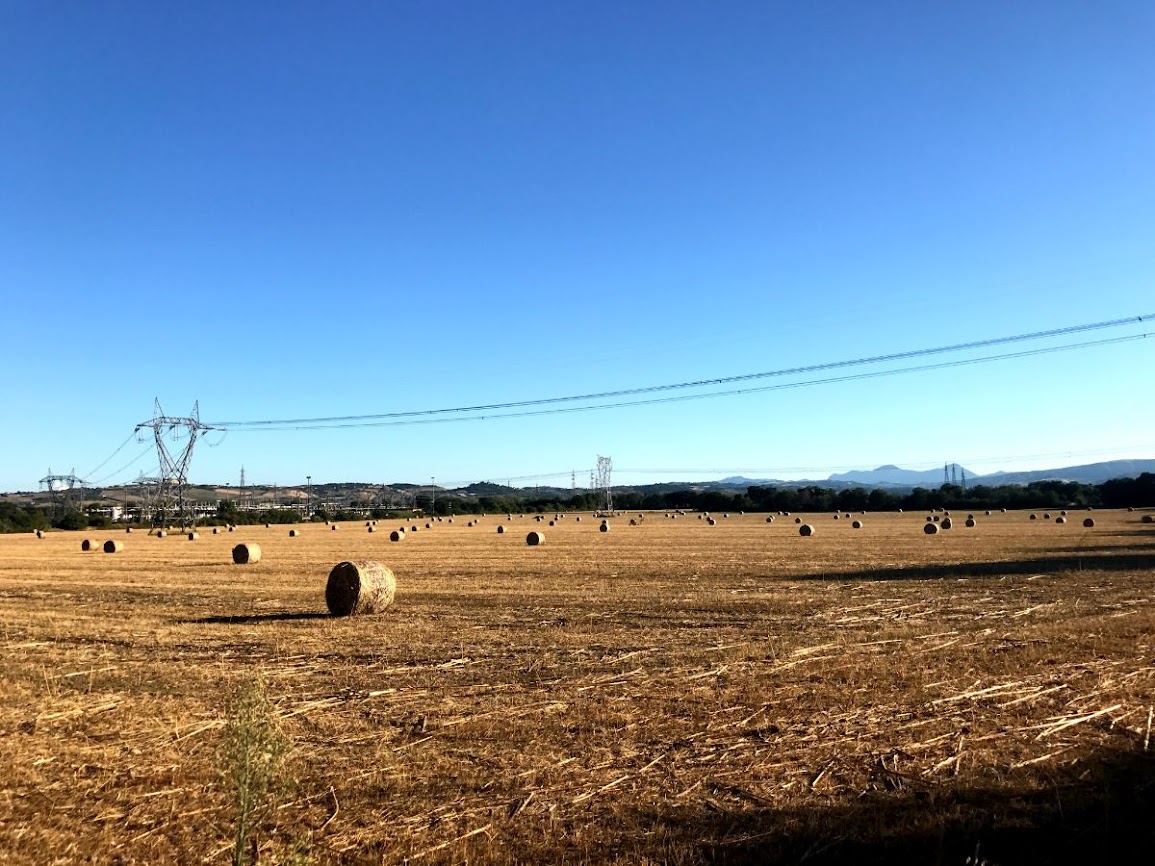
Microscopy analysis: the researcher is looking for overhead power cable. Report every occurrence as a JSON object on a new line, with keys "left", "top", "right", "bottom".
{"left": 82, "top": 431, "right": 137, "bottom": 480}
{"left": 207, "top": 313, "right": 1152, "bottom": 429}
{"left": 213, "top": 331, "right": 1149, "bottom": 432}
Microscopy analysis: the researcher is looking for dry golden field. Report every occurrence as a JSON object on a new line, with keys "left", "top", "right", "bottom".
{"left": 1, "top": 509, "right": 1154, "bottom": 865}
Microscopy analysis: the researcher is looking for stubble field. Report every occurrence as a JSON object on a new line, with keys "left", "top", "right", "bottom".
{"left": 1, "top": 508, "right": 1154, "bottom": 865}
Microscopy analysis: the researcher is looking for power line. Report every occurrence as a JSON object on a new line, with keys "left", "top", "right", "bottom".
{"left": 207, "top": 313, "right": 1152, "bottom": 429}
{"left": 213, "top": 331, "right": 1149, "bottom": 432}
{"left": 82, "top": 431, "right": 137, "bottom": 480}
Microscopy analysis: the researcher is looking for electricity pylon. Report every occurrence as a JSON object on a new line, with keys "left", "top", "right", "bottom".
{"left": 134, "top": 399, "right": 216, "bottom": 528}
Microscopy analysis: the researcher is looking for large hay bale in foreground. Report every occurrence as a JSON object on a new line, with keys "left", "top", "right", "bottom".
{"left": 798, "top": 524, "right": 814, "bottom": 537}
{"left": 326, "top": 560, "right": 396, "bottom": 616}
{"left": 526, "top": 531, "right": 544, "bottom": 546}
{"left": 102, "top": 540, "right": 123, "bottom": 554}
{"left": 81, "top": 538, "right": 98, "bottom": 551}
{"left": 923, "top": 522, "right": 940, "bottom": 535}
{"left": 232, "top": 543, "right": 261, "bottom": 565}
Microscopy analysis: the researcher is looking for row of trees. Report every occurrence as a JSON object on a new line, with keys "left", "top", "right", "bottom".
{"left": 3, "top": 475, "right": 1152, "bottom": 533}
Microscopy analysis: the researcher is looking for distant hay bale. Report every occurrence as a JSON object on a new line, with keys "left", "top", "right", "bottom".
{"left": 933, "top": 516, "right": 940, "bottom": 523}
{"left": 833, "top": 514, "right": 840, "bottom": 520}
{"left": 212, "top": 527, "right": 220, "bottom": 535}
{"left": 188, "top": 532, "right": 199, "bottom": 541}
{"left": 723, "top": 513, "right": 729, "bottom": 518}
{"left": 851, "top": 520, "right": 863, "bottom": 529}
{"left": 367, "top": 526, "right": 376, "bottom": 533}
{"left": 331, "top": 524, "right": 338, "bottom": 531}
{"left": 985, "top": 510, "right": 991, "bottom": 516}
{"left": 967, "top": 514, "right": 975, "bottom": 520}
{"left": 409, "top": 526, "right": 418, "bottom": 533}
{"left": 844, "top": 513, "right": 851, "bottom": 519}
{"left": 1043, "top": 513, "right": 1051, "bottom": 520}
{"left": 289, "top": 529, "right": 299, "bottom": 537}
{"left": 1055, "top": 516, "right": 1067, "bottom": 524}
{"left": 526, "top": 530, "right": 544, "bottom": 546}
{"left": 698, "top": 515, "right": 704, "bottom": 520}
{"left": 228, "top": 525, "right": 235, "bottom": 532}
{"left": 794, "top": 517, "right": 802, "bottom": 524}
{"left": 923, "top": 523, "right": 939, "bottom": 535}
{"left": 926, "top": 516, "right": 934, "bottom": 522}
{"left": 156, "top": 530, "right": 167, "bottom": 538}
{"left": 102, "top": 540, "right": 123, "bottom": 554}
{"left": 265, "top": 523, "right": 271, "bottom": 529}
{"left": 798, "top": 524, "right": 814, "bottom": 537}
{"left": 81, "top": 538, "right": 97, "bottom": 551}
{"left": 497, "top": 525, "right": 506, "bottom": 534}
{"left": 1083, "top": 518, "right": 1095, "bottom": 528}
{"left": 575, "top": 517, "right": 581, "bottom": 522}
{"left": 326, "top": 560, "right": 396, "bottom": 616}
{"left": 965, "top": 518, "right": 977, "bottom": 528}
{"left": 425, "top": 523, "right": 432, "bottom": 529}
{"left": 1060, "top": 510, "right": 1068, "bottom": 516}
{"left": 600, "top": 521, "right": 610, "bottom": 532}
{"left": 941, "top": 518, "right": 953, "bottom": 530}
{"left": 232, "top": 543, "right": 261, "bottom": 564}
{"left": 629, "top": 519, "right": 637, "bottom": 526}
{"left": 1128, "top": 507, "right": 1135, "bottom": 512}
{"left": 389, "top": 529, "right": 405, "bottom": 542}
{"left": 1142, "top": 515, "right": 1154, "bottom": 524}
{"left": 1001, "top": 508, "right": 1008, "bottom": 513}
{"left": 1029, "top": 514, "right": 1037, "bottom": 520}
{"left": 36, "top": 529, "right": 44, "bottom": 538}
{"left": 125, "top": 527, "right": 133, "bottom": 534}
{"left": 548, "top": 520, "right": 555, "bottom": 526}
{"left": 765, "top": 516, "right": 774, "bottom": 523}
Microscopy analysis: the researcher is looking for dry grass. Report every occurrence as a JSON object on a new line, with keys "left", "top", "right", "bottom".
{"left": 1, "top": 510, "right": 1154, "bottom": 864}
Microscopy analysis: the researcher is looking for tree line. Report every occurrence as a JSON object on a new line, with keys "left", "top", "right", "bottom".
{"left": 2, "top": 474, "right": 1152, "bottom": 533}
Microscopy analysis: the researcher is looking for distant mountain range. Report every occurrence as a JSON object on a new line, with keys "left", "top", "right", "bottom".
{"left": 717, "top": 459, "right": 1155, "bottom": 491}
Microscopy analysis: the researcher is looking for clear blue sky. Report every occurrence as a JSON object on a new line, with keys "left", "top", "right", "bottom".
{"left": 2, "top": 2, "right": 1152, "bottom": 492}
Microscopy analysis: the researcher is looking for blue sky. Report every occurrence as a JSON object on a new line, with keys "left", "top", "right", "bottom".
{"left": 2, "top": 2, "right": 1152, "bottom": 492}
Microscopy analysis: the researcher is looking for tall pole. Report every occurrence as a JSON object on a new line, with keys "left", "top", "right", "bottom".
{"left": 306, "top": 475, "right": 312, "bottom": 518}
{"left": 431, "top": 477, "right": 435, "bottom": 515}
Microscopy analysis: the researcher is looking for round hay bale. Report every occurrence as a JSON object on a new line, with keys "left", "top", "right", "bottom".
{"left": 851, "top": 520, "right": 863, "bottom": 529}
{"left": 1141, "top": 514, "right": 1154, "bottom": 524}
{"left": 156, "top": 530, "right": 167, "bottom": 538}
{"left": 933, "top": 516, "right": 940, "bottom": 523}
{"left": 265, "top": 523, "right": 271, "bottom": 529}
{"left": 1055, "top": 516, "right": 1067, "bottom": 524}
{"left": 1061, "top": 510, "right": 1068, "bottom": 516}
{"left": 102, "top": 540, "right": 123, "bottom": 554}
{"left": 548, "top": 520, "right": 555, "bottom": 526}
{"left": 212, "top": 527, "right": 220, "bottom": 535}
{"left": 844, "top": 513, "right": 851, "bottom": 519}
{"left": 706, "top": 517, "right": 717, "bottom": 526}
{"left": 1043, "top": 513, "right": 1051, "bottom": 520}
{"left": 81, "top": 538, "right": 97, "bottom": 551}
{"left": 188, "top": 532, "right": 199, "bottom": 541}
{"left": 967, "top": 514, "right": 975, "bottom": 520}
{"left": 1001, "top": 508, "right": 1007, "bottom": 513}
{"left": 425, "top": 523, "right": 432, "bottom": 529}
{"left": 629, "top": 519, "right": 637, "bottom": 526}
{"left": 367, "top": 526, "right": 376, "bottom": 533}
{"left": 723, "top": 513, "right": 729, "bottom": 518}
{"left": 232, "top": 543, "right": 261, "bottom": 565}
{"left": 941, "top": 518, "right": 953, "bottom": 529}
{"left": 289, "top": 529, "right": 299, "bottom": 537}
{"left": 1083, "top": 518, "right": 1095, "bottom": 528}
{"left": 798, "top": 524, "right": 814, "bottom": 537}
{"left": 923, "top": 522, "right": 940, "bottom": 535}
{"left": 467, "top": 521, "right": 474, "bottom": 528}
{"left": 331, "top": 524, "right": 339, "bottom": 531}
{"left": 600, "top": 522, "right": 610, "bottom": 532}
{"left": 985, "top": 510, "right": 991, "bottom": 516}
{"left": 765, "top": 516, "right": 774, "bottom": 523}
{"left": 575, "top": 517, "right": 581, "bottom": 522}
{"left": 926, "top": 516, "right": 934, "bottom": 523}
{"left": 389, "top": 529, "right": 405, "bottom": 542}
{"left": 698, "top": 515, "right": 703, "bottom": 520}
{"left": 228, "top": 525, "right": 236, "bottom": 532}
{"left": 125, "top": 527, "right": 133, "bottom": 534}
{"left": 1128, "top": 507, "right": 1135, "bottom": 512}
{"left": 965, "top": 518, "right": 977, "bottom": 528}
{"left": 36, "top": 529, "right": 44, "bottom": 538}
{"left": 409, "top": 525, "right": 418, "bottom": 533}
{"left": 1029, "top": 514, "right": 1037, "bottom": 520}
{"left": 794, "top": 517, "right": 802, "bottom": 524}
{"left": 497, "top": 525, "right": 506, "bottom": 534}
{"left": 526, "top": 531, "right": 544, "bottom": 546}
{"left": 783, "top": 511, "right": 791, "bottom": 516}
{"left": 833, "top": 514, "right": 840, "bottom": 520}
{"left": 326, "top": 560, "right": 396, "bottom": 616}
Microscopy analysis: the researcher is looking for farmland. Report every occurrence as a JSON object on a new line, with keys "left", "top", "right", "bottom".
{"left": 1, "top": 510, "right": 1153, "bottom": 864}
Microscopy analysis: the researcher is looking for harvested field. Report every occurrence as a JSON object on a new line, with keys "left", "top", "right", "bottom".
{"left": 1, "top": 510, "right": 1154, "bottom": 864}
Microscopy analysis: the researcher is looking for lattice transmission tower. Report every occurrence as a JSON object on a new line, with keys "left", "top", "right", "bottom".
{"left": 39, "top": 468, "right": 86, "bottom": 517}
{"left": 596, "top": 455, "right": 613, "bottom": 514}
{"left": 134, "top": 400, "right": 216, "bottom": 528}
